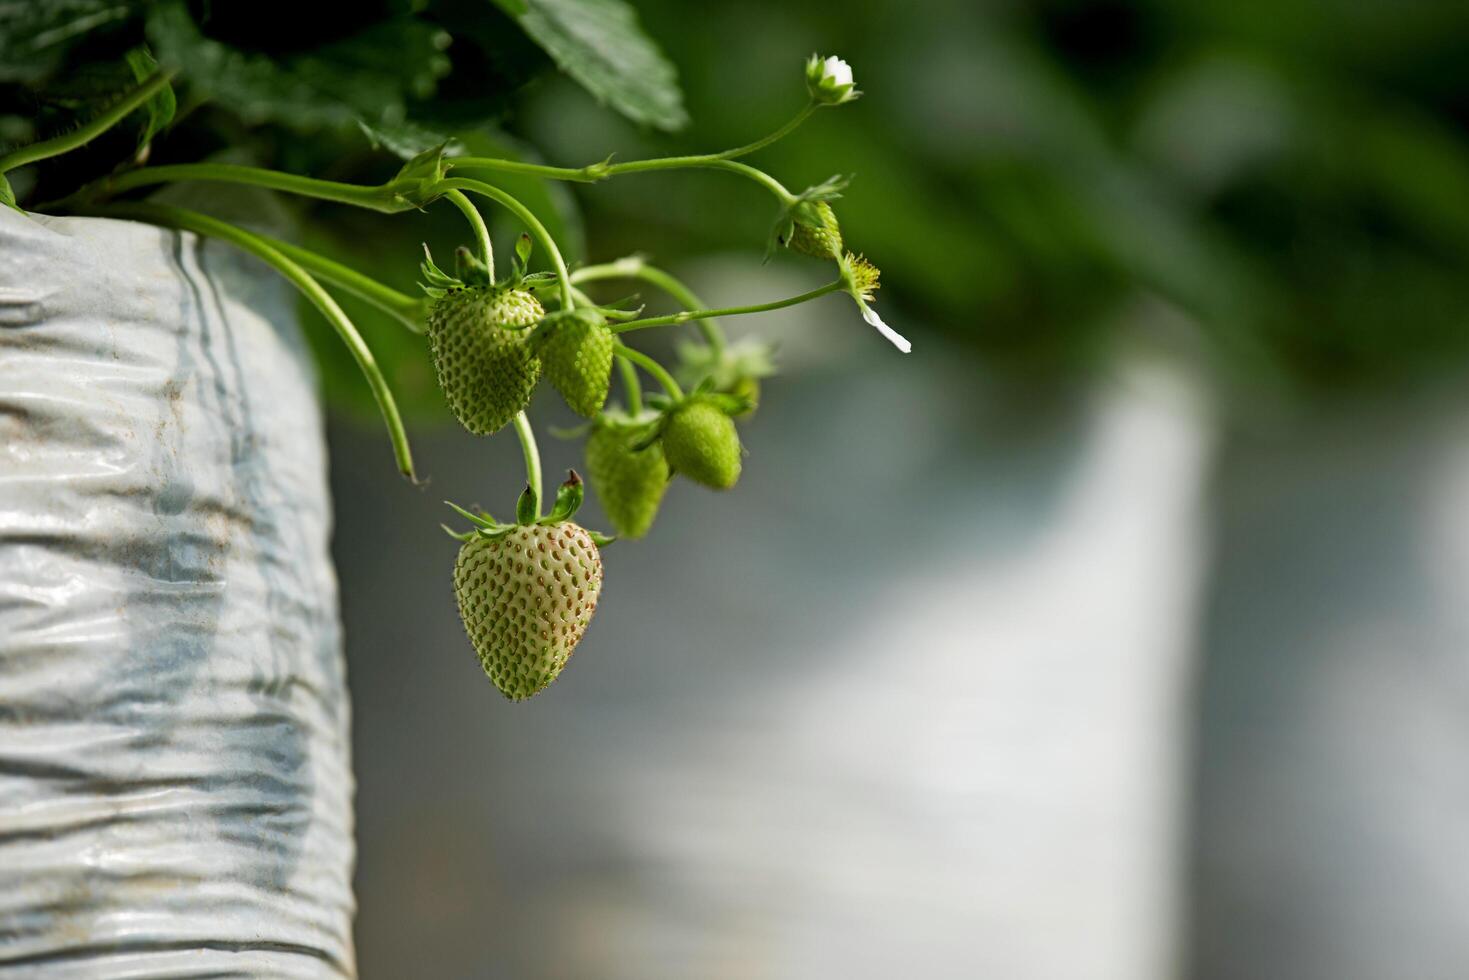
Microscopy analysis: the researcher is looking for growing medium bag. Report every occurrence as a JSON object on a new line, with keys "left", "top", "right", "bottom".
{"left": 0, "top": 209, "right": 355, "bottom": 977}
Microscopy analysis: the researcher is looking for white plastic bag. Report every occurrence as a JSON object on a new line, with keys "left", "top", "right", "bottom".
{"left": 0, "top": 209, "right": 354, "bottom": 977}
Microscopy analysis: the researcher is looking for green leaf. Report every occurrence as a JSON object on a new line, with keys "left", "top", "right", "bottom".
{"left": 490, "top": 0, "right": 530, "bottom": 13}
{"left": 124, "top": 47, "right": 175, "bottom": 151}
{"left": 0, "top": 0, "right": 139, "bottom": 85}
{"left": 358, "top": 118, "right": 456, "bottom": 161}
{"left": 510, "top": 0, "right": 688, "bottom": 132}
{"left": 146, "top": 2, "right": 451, "bottom": 133}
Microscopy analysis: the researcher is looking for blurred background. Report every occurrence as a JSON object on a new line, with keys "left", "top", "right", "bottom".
{"left": 10, "top": 0, "right": 1469, "bottom": 976}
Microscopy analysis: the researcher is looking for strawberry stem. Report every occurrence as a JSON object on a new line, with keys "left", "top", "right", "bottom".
{"left": 436, "top": 177, "right": 574, "bottom": 311}
{"left": 0, "top": 70, "right": 176, "bottom": 180}
{"left": 443, "top": 189, "right": 494, "bottom": 280}
{"left": 246, "top": 234, "right": 426, "bottom": 332}
{"left": 449, "top": 155, "right": 796, "bottom": 206}
{"left": 613, "top": 343, "right": 684, "bottom": 401}
{"left": 105, "top": 202, "right": 417, "bottom": 481}
{"left": 444, "top": 102, "right": 812, "bottom": 194}
{"left": 572, "top": 259, "right": 725, "bottom": 358}
{"left": 610, "top": 280, "right": 843, "bottom": 334}
{"left": 68, "top": 161, "right": 407, "bottom": 212}
{"left": 616, "top": 356, "right": 643, "bottom": 415}
{"left": 513, "top": 412, "right": 543, "bottom": 518}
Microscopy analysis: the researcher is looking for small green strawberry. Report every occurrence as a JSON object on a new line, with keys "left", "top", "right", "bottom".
{"left": 781, "top": 200, "right": 844, "bottom": 259}
{"left": 535, "top": 309, "right": 614, "bottom": 418}
{"left": 585, "top": 414, "right": 669, "bottom": 538}
{"left": 447, "top": 474, "right": 611, "bottom": 701}
{"left": 661, "top": 395, "right": 743, "bottom": 489}
{"left": 767, "top": 175, "right": 849, "bottom": 262}
{"left": 422, "top": 246, "right": 545, "bottom": 435}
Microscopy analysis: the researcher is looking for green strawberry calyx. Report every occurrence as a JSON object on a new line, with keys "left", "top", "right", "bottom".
{"left": 767, "top": 174, "right": 849, "bottom": 261}
{"left": 591, "top": 406, "right": 664, "bottom": 452}
{"left": 442, "top": 471, "right": 615, "bottom": 546}
{"left": 420, "top": 235, "right": 559, "bottom": 300}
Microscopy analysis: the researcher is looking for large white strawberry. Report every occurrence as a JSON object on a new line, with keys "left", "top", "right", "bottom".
{"left": 446, "top": 474, "right": 612, "bottom": 700}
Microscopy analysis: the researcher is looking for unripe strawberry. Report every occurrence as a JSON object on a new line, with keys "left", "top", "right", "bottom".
{"left": 536, "top": 311, "right": 614, "bottom": 418}
{"left": 782, "top": 200, "right": 843, "bottom": 259}
{"left": 585, "top": 419, "right": 669, "bottom": 538}
{"left": 453, "top": 523, "right": 603, "bottom": 700}
{"left": 663, "top": 397, "right": 742, "bottom": 489}
{"left": 426, "top": 285, "right": 543, "bottom": 434}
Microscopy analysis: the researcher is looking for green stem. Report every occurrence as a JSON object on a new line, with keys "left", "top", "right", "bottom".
{"left": 444, "top": 189, "right": 493, "bottom": 278}
{"left": 85, "top": 162, "right": 404, "bottom": 212}
{"left": 0, "top": 71, "right": 175, "bottom": 176}
{"left": 445, "top": 157, "right": 603, "bottom": 183}
{"left": 572, "top": 259, "right": 725, "bottom": 357}
{"left": 611, "top": 280, "right": 842, "bottom": 334}
{"left": 603, "top": 158, "right": 794, "bottom": 202}
{"left": 712, "top": 103, "right": 817, "bottom": 160}
{"left": 436, "top": 177, "right": 574, "bottom": 309}
{"left": 107, "top": 202, "right": 416, "bottom": 480}
{"left": 259, "top": 236, "right": 426, "bottom": 332}
{"left": 613, "top": 343, "right": 683, "bottom": 400}
{"left": 442, "top": 104, "right": 812, "bottom": 189}
{"left": 448, "top": 156, "right": 795, "bottom": 204}
{"left": 617, "top": 356, "right": 643, "bottom": 415}
{"left": 513, "top": 411, "right": 543, "bottom": 516}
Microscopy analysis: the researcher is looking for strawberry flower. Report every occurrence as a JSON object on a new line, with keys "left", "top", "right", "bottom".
{"left": 841, "top": 252, "right": 911, "bottom": 352}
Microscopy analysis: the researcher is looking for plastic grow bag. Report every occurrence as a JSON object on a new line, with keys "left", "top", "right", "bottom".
{"left": 0, "top": 209, "right": 355, "bottom": 977}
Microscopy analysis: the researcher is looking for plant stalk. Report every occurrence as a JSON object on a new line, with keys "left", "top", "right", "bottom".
{"left": 613, "top": 343, "right": 683, "bottom": 400}
{"left": 106, "top": 202, "right": 416, "bottom": 479}
{"left": 435, "top": 177, "right": 574, "bottom": 310}
{"left": 444, "top": 189, "right": 493, "bottom": 279}
{"left": 513, "top": 411, "right": 543, "bottom": 516}
{"left": 610, "top": 280, "right": 842, "bottom": 334}
{"left": 0, "top": 71, "right": 175, "bottom": 176}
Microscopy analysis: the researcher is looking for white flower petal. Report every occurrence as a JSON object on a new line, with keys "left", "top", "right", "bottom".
{"left": 859, "top": 300, "right": 911, "bottom": 353}
{"left": 824, "top": 56, "right": 853, "bottom": 88}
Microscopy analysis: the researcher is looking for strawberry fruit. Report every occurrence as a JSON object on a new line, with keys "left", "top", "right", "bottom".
{"left": 782, "top": 200, "right": 843, "bottom": 259}
{"left": 536, "top": 309, "right": 614, "bottom": 418}
{"left": 447, "top": 473, "right": 612, "bottom": 701}
{"left": 662, "top": 396, "right": 743, "bottom": 489}
{"left": 585, "top": 415, "right": 669, "bottom": 538}
{"left": 453, "top": 522, "right": 603, "bottom": 700}
{"left": 426, "top": 284, "right": 544, "bottom": 435}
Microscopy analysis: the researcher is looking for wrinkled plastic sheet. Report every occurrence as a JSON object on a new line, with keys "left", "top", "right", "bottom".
{"left": 0, "top": 209, "right": 354, "bottom": 977}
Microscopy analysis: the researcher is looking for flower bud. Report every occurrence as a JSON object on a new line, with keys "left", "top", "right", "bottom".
{"left": 806, "top": 54, "right": 859, "bottom": 106}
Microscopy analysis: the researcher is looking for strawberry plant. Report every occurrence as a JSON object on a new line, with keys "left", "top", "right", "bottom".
{"left": 1, "top": 10, "right": 909, "bottom": 700}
